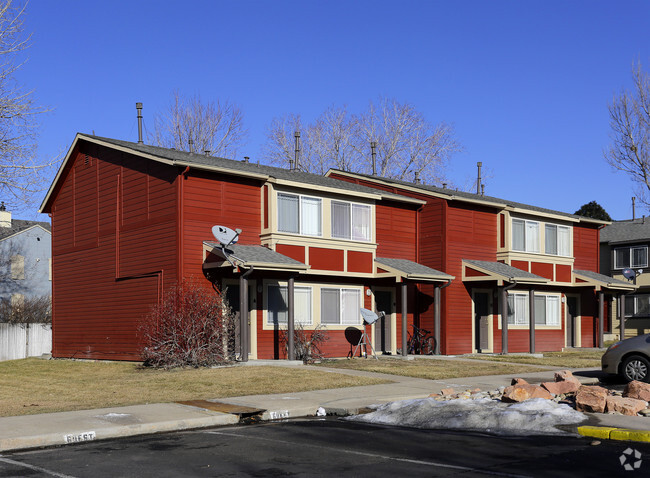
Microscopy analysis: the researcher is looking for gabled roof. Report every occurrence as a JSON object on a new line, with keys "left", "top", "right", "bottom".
{"left": 375, "top": 257, "right": 454, "bottom": 282}
{"left": 573, "top": 269, "right": 636, "bottom": 291}
{"left": 326, "top": 170, "right": 608, "bottom": 225}
{"left": 40, "top": 134, "right": 425, "bottom": 213}
{"left": 203, "top": 242, "right": 309, "bottom": 272}
{"left": 600, "top": 218, "right": 650, "bottom": 245}
{"left": 463, "top": 259, "right": 548, "bottom": 284}
{"left": 0, "top": 220, "right": 51, "bottom": 241}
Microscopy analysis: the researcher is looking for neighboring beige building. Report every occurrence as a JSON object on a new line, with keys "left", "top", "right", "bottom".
{"left": 600, "top": 218, "right": 649, "bottom": 340}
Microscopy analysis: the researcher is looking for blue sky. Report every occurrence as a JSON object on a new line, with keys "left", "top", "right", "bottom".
{"left": 17, "top": 0, "right": 650, "bottom": 220}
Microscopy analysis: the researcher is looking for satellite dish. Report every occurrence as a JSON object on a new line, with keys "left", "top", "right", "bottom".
{"left": 622, "top": 268, "right": 636, "bottom": 281}
{"left": 212, "top": 225, "right": 241, "bottom": 247}
{"left": 360, "top": 308, "right": 380, "bottom": 325}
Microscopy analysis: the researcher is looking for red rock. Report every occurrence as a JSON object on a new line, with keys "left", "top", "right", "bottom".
{"left": 511, "top": 378, "right": 529, "bottom": 386}
{"left": 541, "top": 380, "right": 580, "bottom": 396}
{"left": 554, "top": 370, "right": 581, "bottom": 385}
{"left": 575, "top": 385, "right": 608, "bottom": 413}
{"left": 428, "top": 393, "right": 441, "bottom": 398}
{"left": 440, "top": 388, "right": 454, "bottom": 396}
{"left": 624, "top": 381, "right": 650, "bottom": 402}
{"left": 502, "top": 384, "right": 552, "bottom": 402}
{"left": 606, "top": 396, "right": 648, "bottom": 416}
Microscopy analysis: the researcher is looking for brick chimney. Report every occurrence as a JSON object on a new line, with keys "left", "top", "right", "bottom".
{"left": 0, "top": 202, "right": 11, "bottom": 228}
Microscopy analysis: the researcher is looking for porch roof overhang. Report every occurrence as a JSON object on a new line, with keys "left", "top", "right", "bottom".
{"left": 462, "top": 259, "right": 548, "bottom": 286}
{"left": 572, "top": 269, "right": 637, "bottom": 292}
{"left": 203, "top": 241, "right": 309, "bottom": 272}
{"left": 375, "top": 257, "right": 454, "bottom": 283}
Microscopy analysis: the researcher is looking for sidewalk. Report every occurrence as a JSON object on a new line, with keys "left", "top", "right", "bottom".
{"left": 1, "top": 359, "right": 649, "bottom": 452}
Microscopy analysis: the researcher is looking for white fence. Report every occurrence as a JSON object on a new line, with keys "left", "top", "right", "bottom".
{"left": 0, "top": 323, "right": 52, "bottom": 361}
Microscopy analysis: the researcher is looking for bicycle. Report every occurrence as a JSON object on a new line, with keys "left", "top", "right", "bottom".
{"left": 407, "top": 324, "right": 434, "bottom": 355}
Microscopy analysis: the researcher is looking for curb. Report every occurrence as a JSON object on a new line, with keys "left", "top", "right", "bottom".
{"left": 578, "top": 426, "right": 650, "bottom": 443}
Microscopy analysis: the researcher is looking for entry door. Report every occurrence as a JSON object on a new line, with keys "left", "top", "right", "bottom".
{"left": 566, "top": 296, "right": 578, "bottom": 347}
{"left": 474, "top": 292, "right": 490, "bottom": 352}
{"left": 374, "top": 290, "right": 393, "bottom": 354}
{"left": 225, "top": 284, "right": 254, "bottom": 355}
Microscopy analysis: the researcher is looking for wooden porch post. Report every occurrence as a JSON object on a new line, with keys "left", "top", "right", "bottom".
{"left": 529, "top": 289, "right": 535, "bottom": 354}
{"left": 239, "top": 272, "right": 249, "bottom": 362}
{"left": 598, "top": 291, "right": 604, "bottom": 348}
{"left": 288, "top": 276, "right": 295, "bottom": 361}
{"left": 619, "top": 293, "right": 626, "bottom": 341}
{"left": 434, "top": 285, "right": 441, "bottom": 355}
{"left": 401, "top": 281, "right": 408, "bottom": 357}
{"left": 501, "top": 287, "right": 508, "bottom": 354}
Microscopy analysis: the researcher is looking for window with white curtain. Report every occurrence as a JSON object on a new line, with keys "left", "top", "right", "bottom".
{"left": 545, "top": 224, "right": 571, "bottom": 256}
{"left": 277, "top": 193, "right": 321, "bottom": 236}
{"left": 332, "top": 201, "right": 371, "bottom": 241}
{"left": 267, "top": 285, "right": 312, "bottom": 325}
{"left": 615, "top": 246, "right": 648, "bottom": 269}
{"left": 321, "top": 287, "right": 361, "bottom": 325}
{"left": 508, "top": 292, "right": 560, "bottom": 326}
{"left": 512, "top": 219, "right": 539, "bottom": 253}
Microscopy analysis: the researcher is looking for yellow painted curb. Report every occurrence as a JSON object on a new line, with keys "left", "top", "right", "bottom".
{"left": 578, "top": 426, "right": 650, "bottom": 442}
{"left": 578, "top": 426, "right": 618, "bottom": 439}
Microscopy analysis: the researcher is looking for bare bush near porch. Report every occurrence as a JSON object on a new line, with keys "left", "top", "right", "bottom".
{"left": 281, "top": 323, "right": 329, "bottom": 364}
{"left": 139, "top": 280, "right": 236, "bottom": 369}
{"left": 0, "top": 294, "right": 50, "bottom": 323}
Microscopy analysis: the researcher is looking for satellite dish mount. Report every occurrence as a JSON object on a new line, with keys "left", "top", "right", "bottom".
{"left": 350, "top": 308, "right": 383, "bottom": 360}
{"left": 212, "top": 225, "right": 244, "bottom": 270}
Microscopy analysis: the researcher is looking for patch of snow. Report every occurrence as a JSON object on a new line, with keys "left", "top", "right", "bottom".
{"left": 345, "top": 397, "right": 587, "bottom": 436}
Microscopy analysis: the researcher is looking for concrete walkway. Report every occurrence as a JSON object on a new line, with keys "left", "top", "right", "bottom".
{"left": 1, "top": 358, "right": 649, "bottom": 452}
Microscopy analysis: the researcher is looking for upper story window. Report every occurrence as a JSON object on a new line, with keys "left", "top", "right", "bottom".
{"left": 331, "top": 201, "right": 371, "bottom": 242}
{"left": 10, "top": 255, "right": 24, "bottom": 280}
{"left": 512, "top": 219, "right": 539, "bottom": 253}
{"left": 545, "top": 224, "right": 571, "bottom": 256}
{"left": 615, "top": 246, "right": 648, "bottom": 269}
{"left": 277, "top": 193, "right": 322, "bottom": 236}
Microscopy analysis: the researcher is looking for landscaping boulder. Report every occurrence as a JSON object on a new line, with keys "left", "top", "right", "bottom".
{"left": 575, "top": 385, "right": 608, "bottom": 413}
{"left": 605, "top": 396, "right": 648, "bottom": 416}
{"left": 502, "top": 383, "right": 552, "bottom": 403}
{"left": 541, "top": 380, "right": 580, "bottom": 396}
{"left": 440, "top": 388, "right": 455, "bottom": 396}
{"left": 554, "top": 370, "right": 581, "bottom": 385}
{"left": 623, "top": 381, "right": 650, "bottom": 402}
{"left": 511, "top": 377, "right": 529, "bottom": 385}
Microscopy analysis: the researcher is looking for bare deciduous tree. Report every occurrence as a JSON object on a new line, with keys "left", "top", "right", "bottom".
{"left": 0, "top": 0, "right": 56, "bottom": 207}
{"left": 605, "top": 62, "right": 650, "bottom": 207}
{"left": 263, "top": 98, "right": 462, "bottom": 185}
{"left": 149, "top": 90, "right": 248, "bottom": 158}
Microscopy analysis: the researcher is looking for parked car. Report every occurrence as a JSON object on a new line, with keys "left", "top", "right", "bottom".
{"left": 601, "top": 334, "right": 650, "bottom": 382}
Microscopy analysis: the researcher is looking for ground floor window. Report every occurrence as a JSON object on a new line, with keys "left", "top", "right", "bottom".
{"left": 320, "top": 288, "right": 362, "bottom": 325}
{"left": 507, "top": 292, "right": 561, "bottom": 326}
{"left": 624, "top": 294, "right": 650, "bottom": 318}
{"left": 267, "top": 285, "right": 312, "bottom": 325}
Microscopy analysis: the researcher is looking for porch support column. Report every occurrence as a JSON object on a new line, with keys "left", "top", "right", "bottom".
{"left": 619, "top": 292, "right": 626, "bottom": 341}
{"left": 501, "top": 280, "right": 518, "bottom": 355}
{"left": 434, "top": 285, "right": 441, "bottom": 355}
{"left": 401, "top": 281, "right": 408, "bottom": 357}
{"left": 598, "top": 290, "right": 605, "bottom": 348}
{"left": 529, "top": 289, "right": 536, "bottom": 354}
{"left": 239, "top": 267, "right": 253, "bottom": 362}
{"left": 288, "top": 276, "right": 295, "bottom": 361}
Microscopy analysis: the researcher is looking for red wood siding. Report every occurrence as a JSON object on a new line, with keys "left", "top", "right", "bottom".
{"left": 50, "top": 142, "right": 179, "bottom": 360}
{"left": 531, "top": 262, "right": 554, "bottom": 280}
{"left": 276, "top": 244, "right": 305, "bottom": 263}
{"left": 309, "top": 247, "right": 344, "bottom": 271}
{"left": 375, "top": 201, "right": 417, "bottom": 260}
{"left": 556, "top": 264, "right": 572, "bottom": 282}
{"left": 347, "top": 250, "right": 373, "bottom": 273}
{"left": 511, "top": 260, "right": 529, "bottom": 272}
{"left": 465, "top": 267, "right": 490, "bottom": 277}
{"left": 574, "top": 224, "right": 600, "bottom": 271}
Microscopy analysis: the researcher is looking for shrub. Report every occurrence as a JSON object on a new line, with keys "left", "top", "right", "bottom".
{"left": 0, "top": 294, "right": 51, "bottom": 323}
{"left": 139, "top": 279, "right": 236, "bottom": 369}
{"left": 281, "top": 323, "right": 329, "bottom": 363}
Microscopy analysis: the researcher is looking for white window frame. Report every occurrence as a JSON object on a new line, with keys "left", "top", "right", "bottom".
{"left": 507, "top": 292, "right": 561, "bottom": 327}
{"left": 624, "top": 294, "right": 650, "bottom": 318}
{"left": 544, "top": 224, "right": 571, "bottom": 257}
{"left": 331, "top": 200, "right": 371, "bottom": 242}
{"left": 512, "top": 219, "right": 539, "bottom": 253}
{"left": 277, "top": 192, "right": 322, "bottom": 237}
{"left": 266, "top": 284, "right": 313, "bottom": 325}
{"left": 614, "top": 246, "right": 648, "bottom": 270}
{"left": 320, "top": 287, "right": 362, "bottom": 325}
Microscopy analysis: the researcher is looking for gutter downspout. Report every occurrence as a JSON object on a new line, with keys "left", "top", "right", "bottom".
{"left": 501, "top": 280, "right": 518, "bottom": 354}
{"left": 434, "top": 279, "right": 452, "bottom": 355}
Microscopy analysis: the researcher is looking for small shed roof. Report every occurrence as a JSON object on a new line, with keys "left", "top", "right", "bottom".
{"left": 375, "top": 257, "right": 454, "bottom": 282}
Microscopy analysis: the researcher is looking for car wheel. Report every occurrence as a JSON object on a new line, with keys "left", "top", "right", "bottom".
{"left": 622, "top": 355, "right": 650, "bottom": 382}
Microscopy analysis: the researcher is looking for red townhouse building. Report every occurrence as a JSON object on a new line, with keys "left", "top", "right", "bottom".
{"left": 39, "top": 134, "right": 453, "bottom": 361}
{"left": 326, "top": 170, "right": 635, "bottom": 355}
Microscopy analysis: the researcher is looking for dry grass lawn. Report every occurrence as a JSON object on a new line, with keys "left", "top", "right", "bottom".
{"left": 318, "top": 357, "right": 545, "bottom": 380}
{"left": 0, "top": 358, "right": 387, "bottom": 417}
{"left": 464, "top": 349, "right": 603, "bottom": 368}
